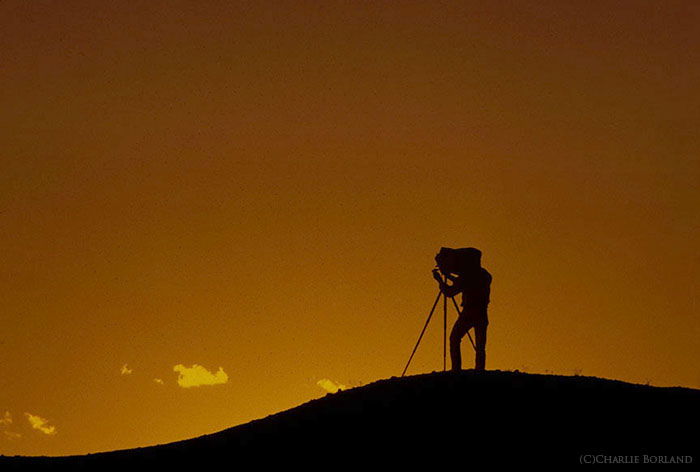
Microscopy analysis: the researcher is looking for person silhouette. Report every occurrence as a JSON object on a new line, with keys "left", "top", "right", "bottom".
{"left": 432, "top": 247, "right": 491, "bottom": 371}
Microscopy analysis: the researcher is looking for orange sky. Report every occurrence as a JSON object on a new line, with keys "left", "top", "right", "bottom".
{"left": 1, "top": 0, "right": 698, "bottom": 456}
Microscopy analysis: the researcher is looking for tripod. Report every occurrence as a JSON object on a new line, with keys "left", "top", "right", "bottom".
{"left": 401, "top": 282, "right": 476, "bottom": 377}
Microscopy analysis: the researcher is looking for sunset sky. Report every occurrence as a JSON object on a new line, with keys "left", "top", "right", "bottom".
{"left": 1, "top": 0, "right": 698, "bottom": 456}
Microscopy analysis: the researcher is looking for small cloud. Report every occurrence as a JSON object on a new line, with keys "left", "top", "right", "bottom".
{"left": 3, "top": 431, "right": 22, "bottom": 440}
{"left": 0, "top": 411, "right": 12, "bottom": 426}
{"left": 153, "top": 378, "right": 164, "bottom": 385}
{"left": 120, "top": 364, "right": 133, "bottom": 375}
{"left": 25, "top": 413, "right": 57, "bottom": 435}
{"left": 173, "top": 364, "right": 228, "bottom": 388}
{"left": 317, "top": 379, "right": 346, "bottom": 394}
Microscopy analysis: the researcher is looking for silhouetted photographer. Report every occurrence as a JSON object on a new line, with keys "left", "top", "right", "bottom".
{"left": 433, "top": 247, "right": 492, "bottom": 371}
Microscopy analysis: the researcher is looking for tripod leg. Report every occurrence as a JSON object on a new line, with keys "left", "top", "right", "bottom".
{"left": 401, "top": 289, "right": 442, "bottom": 377}
{"left": 443, "top": 286, "right": 447, "bottom": 372}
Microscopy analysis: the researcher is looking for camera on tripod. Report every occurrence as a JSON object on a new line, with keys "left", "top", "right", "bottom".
{"left": 434, "top": 247, "right": 482, "bottom": 276}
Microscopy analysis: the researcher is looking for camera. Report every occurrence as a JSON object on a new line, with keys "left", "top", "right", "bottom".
{"left": 434, "top": 247, "right": 481, "bottom": 275}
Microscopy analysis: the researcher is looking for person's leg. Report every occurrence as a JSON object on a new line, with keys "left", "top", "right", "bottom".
{"left": 449, "top": 316, "right": 473, "bottom": 371}
{"left": 474, "top": 323, "right": 487, "bottom": 371}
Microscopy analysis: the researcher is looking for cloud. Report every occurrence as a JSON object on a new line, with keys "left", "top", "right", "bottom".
{"left": 3, "top": 431, "right": 21, "bottom": 440}
{"left": 153, "top": 378, "right": 164, "bottom": 384}
{"left": 120, "top": 364, "right": 133, "bottom": 375}
{"left": 0, "top": 411, "right": 20, "bottom": 439}
{"left": 25, "top": 413, "right": 57, "bottom": 435}
{"left": 173, "top": 364, "right": 228, "bottom": 388}
{"left": 317, "top": 379, "right": 346, "bottom": 394}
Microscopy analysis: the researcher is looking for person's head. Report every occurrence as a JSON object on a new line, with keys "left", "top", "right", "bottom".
{"left": 458, "top": 247, "right": 482, "bottom": 272}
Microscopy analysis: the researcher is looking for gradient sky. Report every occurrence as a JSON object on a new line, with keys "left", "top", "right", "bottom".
{"left": 1, "top": 0, "right": 698, "bottom": 456}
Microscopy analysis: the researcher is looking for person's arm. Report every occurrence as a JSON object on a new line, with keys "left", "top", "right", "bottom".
{"left": 432, "top": 269, "right": 461, "bottom": 297}
{"left": 444, "top": 273, "right": 459, "bottom": 283}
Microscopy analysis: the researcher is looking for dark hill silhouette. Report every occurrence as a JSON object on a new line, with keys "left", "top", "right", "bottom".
{"left": 2, "top": 370, "right": 698, "bottom": 469}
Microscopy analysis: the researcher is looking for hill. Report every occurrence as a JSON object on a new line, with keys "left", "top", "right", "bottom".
{"left": 2, "top": 370, "right": 698, "bottom": 469}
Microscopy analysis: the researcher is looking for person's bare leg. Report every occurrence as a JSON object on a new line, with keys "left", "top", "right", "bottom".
{"left": 474, "top": 323, "right": 487, "bottom": 371}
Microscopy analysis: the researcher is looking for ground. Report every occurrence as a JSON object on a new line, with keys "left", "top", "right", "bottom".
{"left": 2, "top": 370, "right": 698, "bottom": 469}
